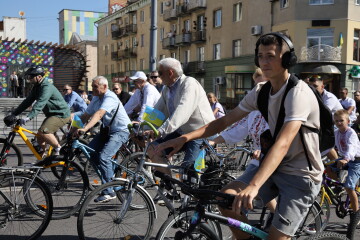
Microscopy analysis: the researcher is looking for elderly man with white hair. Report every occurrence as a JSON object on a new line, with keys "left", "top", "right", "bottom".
{"left": 146, "top": 58, "right": 215, "bottom": 178}
{"left": 75, "top": 76, "right": 131, "bottom": 203}
{"left": 124, "top": 71, "right": 160, "bottom": 121}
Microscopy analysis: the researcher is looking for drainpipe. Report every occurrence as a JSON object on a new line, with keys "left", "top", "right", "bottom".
{"left": 149, "top": 0, "right": 157, "bottom": 71}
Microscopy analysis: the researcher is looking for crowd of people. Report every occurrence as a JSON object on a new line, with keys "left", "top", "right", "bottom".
{"left": 5, "top": 32, "right": 360, "bottom": 240}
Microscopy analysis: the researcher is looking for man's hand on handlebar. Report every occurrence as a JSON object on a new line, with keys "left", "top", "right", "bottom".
{"left": 73, "top": 128, "right": 87, "bottom": 138}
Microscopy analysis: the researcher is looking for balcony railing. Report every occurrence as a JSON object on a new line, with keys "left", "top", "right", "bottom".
{"left": 111, "top": 24, "right": 122, "bottom": 39}
{"left": 125, "top": 24, "right": 137, "bottom": 35}
{"left": 118, "top": 48, "right": 137, "bottom": 59}
{"left": 176, "top": 4, "right": 190, "bottom": 17}
{"left": 175, "top": 33, "right": 192, "bottom": 46}
{"left": 187, "top": 61, "right": 206, "bottom": 74}
{"left": 162, "top": 37, "right": 177, "bottom": 49}
{"left": 187, "top": 0, "right": 207, "bottom": 12}
{"left": 192, "top": 30, "right": 206, "bottom": 42}
{"left": 127, "top": 0, "right": 140, "bottom": 4}
{"left": 299, "top": 44, "right": 342, "bottom": 63}
{"left": 111, "top": 51, "right": 119, "bottom": 61}
{"left": 163, "top": 9, "right": 177, "bottom": 21}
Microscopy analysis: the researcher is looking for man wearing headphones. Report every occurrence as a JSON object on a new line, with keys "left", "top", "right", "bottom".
{"left": 155, "top": 33, "right": 323, "bottom": 239}
{"left": 5, "top": 65, "right": 71, "bottom": 156}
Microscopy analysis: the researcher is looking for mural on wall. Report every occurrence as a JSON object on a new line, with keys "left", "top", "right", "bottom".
{"left": 63, "top": 10, "right": 107, "bottom": 45}
{"left": 0, "top": 40, "right": 54, "bottom": 97}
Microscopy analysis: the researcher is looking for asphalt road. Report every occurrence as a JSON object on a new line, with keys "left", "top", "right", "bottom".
{"left": 10, "top": 144, "right": 360, "bottom": 239}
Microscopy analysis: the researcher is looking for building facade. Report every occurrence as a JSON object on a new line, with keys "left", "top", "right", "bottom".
{"left": 96, "top": 0, "right": 360, "bottom": 109}
{"left": 0, "top": 17, "right": 26, "bottom": 41}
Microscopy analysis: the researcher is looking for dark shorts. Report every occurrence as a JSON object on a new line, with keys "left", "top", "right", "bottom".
{"left": 39, "top": 116, "right": 71, "bottom": 134}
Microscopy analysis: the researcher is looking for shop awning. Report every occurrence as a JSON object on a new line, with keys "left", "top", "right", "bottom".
{"left": 225, "top": 65, "right": 255, "bottom": 74}
{"left": 311, "top": 65, "right": 341, "bottom": 74}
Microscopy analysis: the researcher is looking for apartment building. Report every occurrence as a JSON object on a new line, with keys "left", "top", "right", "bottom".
{"left": 96, "top": 0, "right": 360, "bottom": 108}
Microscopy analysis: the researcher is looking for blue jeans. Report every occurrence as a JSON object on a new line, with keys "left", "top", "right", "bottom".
{"left": 151, "top": 131, "right": 203, "bottom": 167}
{"left": 89, "top": 130, "right": 129, "bottom": 195}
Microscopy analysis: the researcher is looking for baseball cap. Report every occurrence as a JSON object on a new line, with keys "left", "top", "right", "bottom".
{"left": 129, "top": 71, "right": 147, "bottom": 81}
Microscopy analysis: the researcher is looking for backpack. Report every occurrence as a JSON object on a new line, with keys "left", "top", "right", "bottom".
{"left": 257, "top": 74, "right": 334, "bottom": 170}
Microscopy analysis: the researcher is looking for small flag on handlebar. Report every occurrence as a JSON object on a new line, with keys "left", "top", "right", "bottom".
{"left": 71, "top": 115, "right": 84, "bottom": 129}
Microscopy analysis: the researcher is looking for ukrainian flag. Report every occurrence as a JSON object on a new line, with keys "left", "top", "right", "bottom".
{"left": 71, "top": 115, "right": 84, "bottom": 129}
{"left": 339, "top": 32, "right": 344, "bottom": 47}
{"left": 194, "top": 149, "right": 206, "bottom": 173}
{"left": 142, "top": 106, "right": 165, "bottom": 127}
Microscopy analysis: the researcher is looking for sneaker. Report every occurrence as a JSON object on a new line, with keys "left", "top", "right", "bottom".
{"left": 94, "top": 192, "right": 116, "bottom": 203}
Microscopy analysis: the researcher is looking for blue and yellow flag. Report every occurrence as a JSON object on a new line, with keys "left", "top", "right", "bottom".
{"left": 194, "top": 149, "right": 206, "bottom": 173}
{"left": 71, "top": 115, "right": 84, "bottom": 129}
{"left": 339, "top": 32, "right": 344, "bottom": 47}
{"left": 142, "top": 106, "right": 165, "bottom": 127}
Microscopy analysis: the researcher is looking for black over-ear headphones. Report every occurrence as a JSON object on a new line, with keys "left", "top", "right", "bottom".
{"left": 254, "top": 32, "right": 297, "bottom": 69}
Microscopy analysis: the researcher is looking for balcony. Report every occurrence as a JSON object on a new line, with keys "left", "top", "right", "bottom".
{"left": 111, "top": 51, "right": 120, "bottom": 61}
{"left": 187, "top": 0, "right": 207, "bottom": 12}
{"left": 192, "top": 30, "right": 206, "bottom": 43}
{"left": 129, "top": 47, "right": 137, "bottom": 58}
{"left": 127, "top": 0, "right": 140, "bottom": 4}
{"left": 162, "top": 37, "right": 177, "bottom": 49}
{"left": 175, "top": 33, "right": 192, "bottom": 46}
{"left": 163, "top": 8, "right": 177, "bottom": 21}
{"left": 176, "top": 4, "right": 190, "bottom": 17}
{"left": 187, "top": 61, "right": 206, "bottom": 74}
{"left": 111, "top": 24, "right": 122, "bottom": 39}
{"left": 299, "top": 44, "right": 342, "bottom": 63}
{"left": 118, "top": 48, "right": 137, "bottom": 59}
{"left": 125, "top": 24, "right": 137, "bottom": 35}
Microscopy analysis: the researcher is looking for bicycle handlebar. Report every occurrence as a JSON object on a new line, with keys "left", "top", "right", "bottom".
{"left": 128, "top": 121, "right": 159, "bottom": 138}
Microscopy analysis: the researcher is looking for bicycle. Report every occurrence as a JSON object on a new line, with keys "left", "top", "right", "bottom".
{"left": 77, "top": 121, "right": 238, "bottom": 239}
{"left": 155, "top": 171, "right": 338, "bottom": 240}
{"left": 0, "top": 165, "right": 53, "bottom": 240}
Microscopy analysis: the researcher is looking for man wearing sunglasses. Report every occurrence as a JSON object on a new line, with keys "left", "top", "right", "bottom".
{"left": 63, "top": 84, "right": 87, "bottom": 116}
{"left": 6, "top": 65, "right": 70, "bottom": 156}
{"left": 112, "top": 83, "right": 130, "bottom": 106}
{"left": 149, "top": 71, "right": 164, "bottom": 93}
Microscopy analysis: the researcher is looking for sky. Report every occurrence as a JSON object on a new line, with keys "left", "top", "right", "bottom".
{"left": 0, "top": 0, "right": 109, "bottom": 44}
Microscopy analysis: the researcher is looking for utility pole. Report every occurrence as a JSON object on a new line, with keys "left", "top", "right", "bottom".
{"left": 149, "top": 0, "right": 157, "bottom": 71}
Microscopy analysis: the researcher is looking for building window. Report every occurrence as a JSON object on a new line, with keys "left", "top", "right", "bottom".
{"left": 141, "top": 34, "right": 145, "bottom": 47}
{"left": 160, "top": 54, "right": 166, "bottom": 60}
{"left": 354, "top": 30, "right": 360, "bottom": 61}
{"left": 233, "top": 39, "right": 241, "bottom": 57}
{"left": 160, "top": 28, "right": 165, "bottom": 41}
{"left": 172, "top": 0, "right": 177, "bottom": 9}
{"left": 183, "top": 20, "right": 190, "bottom": 33}
{"left": 140, "top": 59, "right": 145, "bottom": 70}
{"left": 125, "top": 40, "right": 129, "bottom": 48}
{"left": 105, "top": 45, "right": 108, "bottom": 56}
{"left": 111, "top": 44, "right": 114, "bottom": 53}
{"left": 309, "top": 0, "right": 334, "bottom": 5}
{"left": 117, "top": 63, "right": 121, "bottom": 72}
{"left": 307, "top": 28, "right": 334, "bottom": 47}
{"left": 105, "top": 25, "right": 108, "bottom": 36}
{"left": 233, "top": 3, "right": 242, "bottom": 22}
{"left": 184, "top": 50, "right": 190, "bottom": 64}
{"left": 281, "top": 0, "right": 289, "bottom": 8}
{"left": 132, "top": 37, "right": 137, "bottom": 47}
{"left": 213, "top": 43, "right": 221, "bottom": 60}
{"left": 172, "top": 24, "right": 177, "bottom": 34}
{"left": 125, "top": 62, "right": 129, "bottom": 72}
{"left": 111, "top": 64, "right": 114, "bottom": 74}
{"left": 171, "top": 52, "right": 176, "bottom": 59}
{"left": 214, "top": 9, "right": 222, "bottom": 28}
{"left": 160, "top": 2, "right": 164, "bottom": 14}
{"left": 197, "top": 47, "right": 205, "bottom": 61}
{"left": 356, "top": 0, "right": 360, "bottom": 5}
{"left": 105, "top": 65, "right": 108, "bottom": 75}
{"left": 140, "top": 10, "right": 145, "bottom": 22}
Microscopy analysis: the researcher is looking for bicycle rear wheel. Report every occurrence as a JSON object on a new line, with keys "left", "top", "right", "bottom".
{"left": 294, "top": 201, "right": 323, "bottom": 238}
{"left": 0, "top": 172, "right": 53, "bottom": 240}
{"left": 39, "top": 157, "right": 89, "bottom": 219}
{"left": 77, "top": 179, "right": 156, "bottom": 240}
{"left": 0, "top": 138, "right": 23, "bottom": 167}
{"left": 304, "top": 231, "right": 349, "bottom": 239}
{"left": 156, "top": 209, "right": 220, "bottom": 240}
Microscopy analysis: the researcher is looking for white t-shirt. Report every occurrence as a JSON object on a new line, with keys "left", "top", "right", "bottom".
{"left": 322, "top": 89, "right": 343, "bottom": 115}
{"left": 221, "top": 111, "right": 268, "bottom": 166}
{"left": 339, "top": 97, "right": 357, "bottom": 122}
{"left": 238, "top": 77, "right": 324, "bottom": 183}
{"left": 335, "top": 127, "right": 360, "bottom": 161}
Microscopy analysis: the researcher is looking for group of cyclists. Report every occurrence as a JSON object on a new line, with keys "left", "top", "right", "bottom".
{"left": 5, "top": 32, "right": 360, "bottom": 240}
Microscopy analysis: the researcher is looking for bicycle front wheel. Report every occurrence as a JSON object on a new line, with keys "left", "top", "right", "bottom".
{"left": 40, "top": 157, "right": 89, "bottom": 219}
{"left": 0, "top": 172, "right": 53, "bottom": 240}
{"left": 156, "top": 209, "right": 220, "bottom": 240}
{"left": 77, "top": 179, "right": 156, "bottom": 240}
{"left": 0, "top": 138, "right": 23, "bottom": 167}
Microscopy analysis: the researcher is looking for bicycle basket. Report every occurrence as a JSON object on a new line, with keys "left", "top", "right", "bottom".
{"left": 3, "top": 115, "right": 17, "bottom": 127}
{"left": 199, "top": 164, "right": 232, "bottom": 191}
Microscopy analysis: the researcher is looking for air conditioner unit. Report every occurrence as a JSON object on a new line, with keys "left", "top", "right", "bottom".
{"left": 251, "top": 25, "right": 262, "bottom": 36}
{"left": 215, "top": 76, "right": 225, "bottom": 85}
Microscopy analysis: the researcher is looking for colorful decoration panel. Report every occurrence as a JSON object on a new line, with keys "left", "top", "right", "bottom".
{"left": 0, "top": 40, "right": 55, "bottom": 96}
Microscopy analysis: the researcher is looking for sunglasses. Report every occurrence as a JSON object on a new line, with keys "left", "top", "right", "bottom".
{"left": 63, "top": 89, "right": 70, "bottom": 92}
{"left": 150, "top": 76, "right": 159, "bottom": 79}
{"left": 355, "top": 95, "right": 360, "bottom": 97}
{"left": 113, "top": 88, "right": 119, "bottom": 90}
